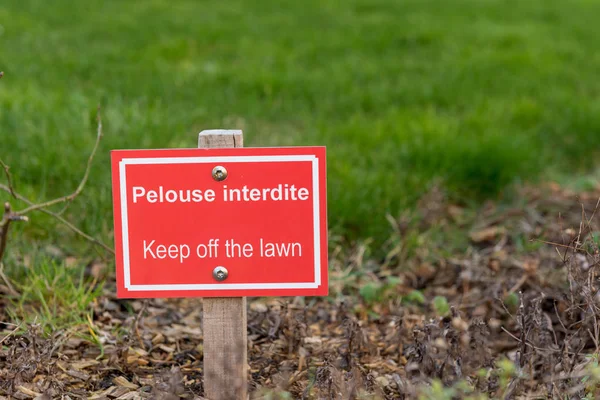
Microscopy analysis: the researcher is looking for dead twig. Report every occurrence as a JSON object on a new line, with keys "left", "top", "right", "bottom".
{"left": 0, "top": 203, "right": 28, "bottom": 264}
{"left": 15, "top": 106, "right": 104, "bottom": 216}
{"left": 531, "top": 239, "right": 580, "bottom": 251}
{"left": 0, "top": 262, "right": 18, "bottom": 296}
{"left": 0, "top": 159, "right": 16, "bottom": 199}
{"left": 0, "top": 185, "right": 114, "bottom": 255}
{"left": 0, "top": 322, "right": 21, "bottom": 346}
{"left": 0, "top": 106, "right": 114, "bottom": 256}
{"left": 0, "top": 202, "right": 27, "bottom": 295}
{"left": 134, "top": 300, "right": 149, "bottom": 350}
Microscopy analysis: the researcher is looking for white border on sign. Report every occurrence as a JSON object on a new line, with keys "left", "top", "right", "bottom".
{"left": 119, "top": 155, "right": 321, "bottom": 291}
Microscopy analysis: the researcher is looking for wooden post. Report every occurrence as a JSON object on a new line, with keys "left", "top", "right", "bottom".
{"left": 199, "top": 129, "right": 248, "bottom": 400}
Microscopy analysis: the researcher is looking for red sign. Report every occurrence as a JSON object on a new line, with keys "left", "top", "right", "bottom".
{"left": 111, "top": 147, "right": 328, "bottom": 298}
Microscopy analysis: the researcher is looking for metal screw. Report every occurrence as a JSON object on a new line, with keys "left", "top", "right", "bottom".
{"left": 212, "top": 166, "right": 228, "bottom": 182}
{"left": 213, "top": 266, "right": 228, "bottom": 281}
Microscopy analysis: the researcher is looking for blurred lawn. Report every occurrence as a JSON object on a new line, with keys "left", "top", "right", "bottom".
{"left": 1, "top": 0, "right": 600, "bottom": 243}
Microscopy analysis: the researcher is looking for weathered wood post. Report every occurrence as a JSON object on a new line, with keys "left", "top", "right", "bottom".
{"left": 199, "top": 129, "right": 248, "bottom": 400}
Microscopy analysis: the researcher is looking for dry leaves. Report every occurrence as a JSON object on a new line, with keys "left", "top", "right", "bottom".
{"left": 1, "top": 184, "right": 600, "bottom": 398}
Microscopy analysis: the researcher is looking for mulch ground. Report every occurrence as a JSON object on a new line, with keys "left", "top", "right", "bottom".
{"left": 2, "top": 183, "right": 600, "bottom": 399}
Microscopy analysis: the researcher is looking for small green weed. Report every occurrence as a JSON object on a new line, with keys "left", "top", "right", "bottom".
{"left": 503, "top": 292, "right": 520, "bottom": 313}
{"left": 403, "top": 289, "right": 426, "bottom": 305}
{"left": 432, "top": 296, "right": 450, "bottom": 316}
{"left": 358, "top": 276, "right": 402, "bottom": 305}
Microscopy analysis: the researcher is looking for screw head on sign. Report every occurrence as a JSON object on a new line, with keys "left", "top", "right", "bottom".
{"left": 212, "top": 166, "right": 228, "bottom": 182}
{"left": 213, "top": 266, "right": 228, "bottom": 282}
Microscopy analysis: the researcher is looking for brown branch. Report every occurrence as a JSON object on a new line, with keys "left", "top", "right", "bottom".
{"left": 0, "top": 203, "right": 11, "bottom": 262}
{"left": 0, "top": 159, "right": 16, "bottom": 199}
{"left": 585, "top": 197, "right": 600, "bottom": 230}
{"left": 0, "top": 203, "right": 28, "bottom": 263}
{"left": 40, "top": 204, "right": 114, "bottom": 255}
{"left": 518, "top": 291, "right": 527, "bottom": 368}
{"left": 531, "top": 238, "right": 582, "bottom": 251}
{"left": 16, "top": 106, "right": 104, "bottom": 216}
{"left": 0, "top": 184, "right": 114, "bottom": 255}
{"left": 0, "top": 322, "right": 21, "bottom": 346}
{"left": 0, "top": 262, "right": 18, "bottom": 296}
{"left": 0, "top": 203, "right": 28, "bottom": 294}
{"left": 134, "top": 300, "right": 149, "bottom": 350}
{"left": 0, "top": 106, "right": 113, "bottom": 256}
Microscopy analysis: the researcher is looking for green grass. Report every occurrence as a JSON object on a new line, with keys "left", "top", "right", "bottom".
{"left": 6, "top": 259, "right": 102, "bottom": 333}
{"left": 1, "top": 0, "right": 600, "bottom": 244}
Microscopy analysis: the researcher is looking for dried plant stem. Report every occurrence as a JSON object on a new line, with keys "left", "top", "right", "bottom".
{"left": 0, "top": 262, "right": 18, "bottom": 296}
{"left": 0, "top": 203, "right": 29, "bottom": 264}
{"left": 0, "top": 322, "right": 21, "bottom": 346}
{"left": 16, "top": 108, "right": 103, "bottom": 216}
{"left": 0, "top": 106, "right": 114, "bottom": 269}
{"left": 0, "top": 204, "right": 11, "bottom": 262}
{"left": 0, "top": 159, "right": 16, "bottom": 199}
{"left": 0, "top": 184, "right": 114, "bottom": 255}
